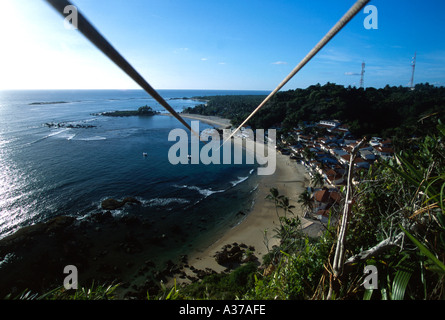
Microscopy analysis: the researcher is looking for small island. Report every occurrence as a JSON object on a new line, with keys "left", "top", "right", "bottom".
{"left": 95, "top": 105, "right": 159, "bottom": 117}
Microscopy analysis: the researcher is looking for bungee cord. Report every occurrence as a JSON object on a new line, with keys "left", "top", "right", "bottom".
{"left": 44, "top": 0, "right": 370, "bottom": 147}
{"left": 221, "top": 0, "right": 370, "bottom": 147}
{"left": 44, "top": 0, "right": 193, "bottom": 134}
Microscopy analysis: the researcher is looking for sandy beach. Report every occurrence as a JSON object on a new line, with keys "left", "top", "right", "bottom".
{"left": 182, "top": 153, "right": 313, "bottom": 274}
{"left": 160, "top": 112, "right": 232, "bottom": 129}
{"left": 164, "top": 113, "right": 321, "bottom": 285}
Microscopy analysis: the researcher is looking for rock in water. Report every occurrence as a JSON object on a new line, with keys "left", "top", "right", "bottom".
{"left": 122, "top": 197, "right": 141, "bottom": 205}
{"left": 100, "top": 197, "right": 141, "bottom": 210}
{"left": 101, "top": 198, "right": 124, "bottom": 210}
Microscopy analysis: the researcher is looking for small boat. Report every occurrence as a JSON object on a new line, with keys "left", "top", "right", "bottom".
{"left": 143, "top": 152, "right": 148, "bottom": 157}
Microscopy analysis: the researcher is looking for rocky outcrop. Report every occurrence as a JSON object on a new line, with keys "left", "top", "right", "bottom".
{"left": 101, "top": 197, "right": 141, "bottom": 210}
{"left": 0, "top": 216, "right": 76, "bottom": 250}
{"left": 96, "top": 106, "right": 159, "bottom": 117}
{"left": 44, "top": 122, "right": 96, "bottom": 129}
{"left": 214, "top": 243, "right": 257, "bottom": 267}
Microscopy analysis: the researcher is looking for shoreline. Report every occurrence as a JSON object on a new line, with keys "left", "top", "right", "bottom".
{"left": 0, "top": 112, "right": 321, "bottom": 298}
{"left": 159, "top": 112, "right": 232, "bottom": 129}
{"left": 160, "top": 113, "right": 321, "bottom": 286}
{"left": 177, "top": 152, "right": 313, "bottom": 279}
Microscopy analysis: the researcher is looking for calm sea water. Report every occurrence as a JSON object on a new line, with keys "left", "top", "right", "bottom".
{"left": 0, "top": 89, "right": 269, "bottom": 246}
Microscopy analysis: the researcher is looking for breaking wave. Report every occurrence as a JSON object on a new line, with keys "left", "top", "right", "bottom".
{"left": 173, "top": 184, "right": 226, "bottom": 198}
{"left": 141, "top": 197, "right": 191, "bottom": 207}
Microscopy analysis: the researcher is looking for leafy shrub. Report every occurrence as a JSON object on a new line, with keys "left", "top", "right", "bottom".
{"left": 180, "top": 262, "right": 259, "bottom": 300}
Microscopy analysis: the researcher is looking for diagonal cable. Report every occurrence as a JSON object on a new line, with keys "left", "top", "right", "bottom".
{"left": 222, "top": 0, "right": 370, "bottom": 146}
{"left": 44, "top": 0, "right": 193, "bottom": 134}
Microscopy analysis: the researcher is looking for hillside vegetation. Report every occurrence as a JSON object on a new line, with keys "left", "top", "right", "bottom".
{"left": 178, "top": 83, "right": 445, "bottom": 300}
{"left": 185, "top": 83, "right": 445, "bottom": 140}
{"left": 171, "top": 120, "right": 445, "bottom": 300}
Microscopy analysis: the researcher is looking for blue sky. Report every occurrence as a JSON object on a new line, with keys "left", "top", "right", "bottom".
{"left": 1, "top": 0, "right": 444, "bottom": 90}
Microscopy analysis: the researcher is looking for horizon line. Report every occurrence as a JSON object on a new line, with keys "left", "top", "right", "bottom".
{"left": 0, "top": 82, "right": 441, "bottom": 92}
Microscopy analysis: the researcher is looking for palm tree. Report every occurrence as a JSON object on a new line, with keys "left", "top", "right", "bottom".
{"left": 266, "top": 187, "right": 297, "bottom": 226}
{"left": 277, "top": 196, "right": 295, "bottom": 218}
{"left": 266, "top": 187, "right": 284, "bottom": 227}
{"left": 311, "top": 171, "right": 325, "bottom": 188}
{"left": 297, "top": 189, "right": 314, "bottom": 218}
{"left": 266, "top": 187, "right": 283, "bottom": 207}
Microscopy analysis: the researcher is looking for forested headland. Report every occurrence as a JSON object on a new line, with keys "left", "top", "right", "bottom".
{"left": 184, "top": 82, "right": 445, "bottom": 141}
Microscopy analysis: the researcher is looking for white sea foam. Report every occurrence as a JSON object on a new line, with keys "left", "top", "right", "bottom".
{"left": 230, "top": 168, "right": 254, "bottom": 187}
{"left": 173, "top": 184, "right": 225, "bottom": 198}
{"left": 47, "top": 128, "right": 70, "bottom": 137}
{"left": 28, "top": 128, "right": 72, "bottom": 145}
{"left": 142, "top": 197, "right": 191, "bottom": 207}
{"left": 0, "top": 253, "right": 16, "bottom": 269}
{"left": 230, "top": 176, "right": 249, "bottom": 187}
{"left": 77, "top": 136, "right": 106, "bottom": 141}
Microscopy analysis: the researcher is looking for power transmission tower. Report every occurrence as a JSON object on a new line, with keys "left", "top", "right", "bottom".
{"left": 410, "top": 51, "right": 416, "bottom": 90}
{"left": 360, "top": 61, "right": 365, "bottom": 88}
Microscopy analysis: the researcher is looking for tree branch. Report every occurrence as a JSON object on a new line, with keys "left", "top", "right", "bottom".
{"left": 344, "top": 232, "right": 405, "bottom": 265}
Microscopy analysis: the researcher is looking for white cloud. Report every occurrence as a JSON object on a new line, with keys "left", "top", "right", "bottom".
{"left": 272, "top": 61, "right": 287, "bottom": 65}
{"left": 201, "top": 58, "right": 208, "bottom": 61}
{"left": 174, "top": 47, "right": 189, "bottom": 53}
{"left": 345, "top": 72, "right": 360, "bottom": 76}
{"left": 317, "top": 49, "right": 354, "bottom": 63}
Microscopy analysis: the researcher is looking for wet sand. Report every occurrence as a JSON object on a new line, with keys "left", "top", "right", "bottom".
{"left": 162, "top": 113, "right": 319, "bottom": 285}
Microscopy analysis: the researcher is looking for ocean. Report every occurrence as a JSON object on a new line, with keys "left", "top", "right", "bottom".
{"left": 0, "top": 89, "right": 270, "bottom": 260}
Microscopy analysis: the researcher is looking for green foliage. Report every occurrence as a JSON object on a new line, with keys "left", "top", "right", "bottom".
{"left": 183, "top": 95, "right": 267, "bottom": 127}
{"left": 156, "top": 279, "right": 183, "bottom": 300}
{"left": 45, "top": 283, "right": 120, "bottom": 300}
{"left": 6, "top": 282, "right": 120, "bottom": 300}
{"left": 178, "top": 262, "right": 258, "bottom": 300}
{"left": 264, "top": 188, "right": 304, "bottom": 262}
{"left": 350, "top": 121, "right": 445, "bottom": 300}
{"left": 249, "top": 120, "right": 444, "bottom": 301}
{"left": 310, "top": 172, "right": 325, "bottom": 188}
{"left": 185, "top": 83, "right": 445, "bottom": 138}
{"left": 246, "top": 232, "right": 335, "bottom": 300}
{"left": 402, "top": 226, "right": 445, "bottom": 275}
{"left": 137, "top": 105, "right": 155, "bottom": 115}
{"left": 101, "top": 105, "right": 156, "bottom": 117}
{"left": 249, "top": 187, "right": 336, "bottom": 299}
{"left": 297, "top": 189, "right": 314, "bottom": 214}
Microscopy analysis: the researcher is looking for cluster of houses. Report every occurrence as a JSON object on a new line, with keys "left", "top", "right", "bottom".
{"left": 277, "top": 119, "right": 395, "bottom": 224}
